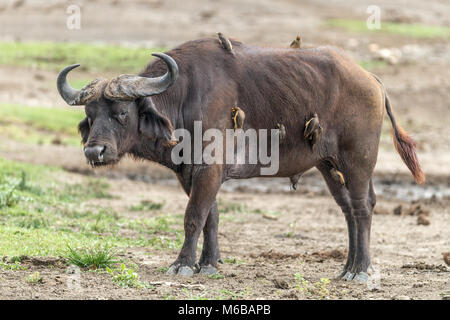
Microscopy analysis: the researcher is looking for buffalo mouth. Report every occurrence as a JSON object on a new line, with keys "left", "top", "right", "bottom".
{"left": 86, "top": 158, "right": 119, "bottom": 168}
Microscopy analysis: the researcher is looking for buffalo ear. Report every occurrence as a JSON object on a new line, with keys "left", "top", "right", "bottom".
{"left": 78, "top": 117, "right": 90, "bottom": 144}
{"left": 138, "top": 98, "right": 175, "bottom": 146}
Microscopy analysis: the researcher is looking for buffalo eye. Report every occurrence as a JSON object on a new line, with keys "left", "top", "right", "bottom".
{"left": 117, "top": 111, "right": 128, "bottom": 123}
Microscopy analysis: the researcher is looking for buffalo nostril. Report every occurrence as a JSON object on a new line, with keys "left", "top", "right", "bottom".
{"left": 98, "top": 146, "right": 106, "bottom": 162}
{"left": 84, "top": 145, "right": 106, "bottom": 162}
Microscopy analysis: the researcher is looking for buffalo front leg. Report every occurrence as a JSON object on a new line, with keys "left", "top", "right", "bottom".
{"left": 197, "top": 200, "right": 221, "bottom": 274}
{"left": 167, "top": 165, "right": 222, "bottom": 276}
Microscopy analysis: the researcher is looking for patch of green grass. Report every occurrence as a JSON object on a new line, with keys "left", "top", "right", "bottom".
{"left": 80, "top": 210, "right": 120, "bottom": 234}
{"left": 315, "top": 278, "right": 331, "bottom": 299}
{"left": 25, "top": 272, "right": 43, "bottom": 284}
{"left": 63, "top": 244, "right": 120, "bottom": 269}
{"left": 0, "top": 157, "right": 57, "bottom": 181}
{"left": 0, "top": 261, "right": 27, "bottom": 271}
{"left": 0, "top": 41, "right": 166, "bottom": 73}
{"left": 126, "top": 215, "right": 178, "bottom": 234}
{"left": 16, "top": 216, "right": 50, "bottom": 229}
{"left": 326, "top": 19, "right": 450, "bottom": 39}
{"left": 0, "top": 103, "right": 85, "bottom": 147}
{"left": 64, "top": 179, "right": 113, "bottom": 200}
{"left": 129, "top": 200, "right": 164, "bottom": 212}
{"left": 0, "top": 158, "right": 146, "bottom": 257}
{"left": 295, "top": 273, "right": 310, "bottom": 295}
{"left": 0, "top": 104, "right": 84, "bottom": 136}
{"left": 0, "top": 122, "right": 81, "bottom": 147}
{"left": 0, "top": 182, "right": 23, "bottom": 208}
{"left": 222, "top": 257, "right": 246, "bottom": 265}
{"left": 284, "top": 220, "right": 297, "bottom": 238}
{"left": 9, "top": 255, "right": 26, "bottom": 264}
{"left": 250, "top": 208, "right": 281, "bottom": 217}
{"left": 0, "top": 157, "right": 185, "bottom": 260}
{"left": 156, "top": 266, "right": 169, "bottom": 274}
{"left": 218, "top": 199, "right": 246, "bottom": 214}
{"left": 107, "top": 264, "right": 152, "bottom": 289}
{"left": 125, "top": 215, "right": 184, "bottom": 250}
{"left": 294, "top": 273, "right": 331, "bottom": 299}
{"left": 0, "top": 225, "right": 142, "bottom": 258}
{"left": 217, "top": 288, "right": 252, "bottom": 300}
{"left": 147, "top": 232, "right": 184, "bottom": 251}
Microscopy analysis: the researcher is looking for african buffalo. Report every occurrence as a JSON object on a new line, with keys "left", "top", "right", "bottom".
{"left": 57, "top": 37, "right": 424, "bottom": 281}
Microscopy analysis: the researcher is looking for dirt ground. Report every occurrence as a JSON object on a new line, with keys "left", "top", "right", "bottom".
{"left": 0, "top": 178, "right": 448, "bottom": 300}
{"left": 0, "top": 179, "right": 450, "bottom": 299}
{"left": 0, "top": 0, "right": 449, "bottom": 300}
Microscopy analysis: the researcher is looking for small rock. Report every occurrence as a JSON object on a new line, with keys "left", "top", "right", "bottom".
{"left": 390, "top": 48, "right": 402, "bottom": 59}
{"left": 282, "top": 289, "right": 298, "bottom": 299}
{"left": 393, "top": 205, "right": 403, "bottom": 215}
{"left": 417, "top": 214, "right": 430, "bottom": 226}
{"left": 407, "top": 204, "right": 430, "bottom": 216}
{"left": 387, "top": 55, "right": 399, "bottom": 65}
{"left": 442, "top": 252, "right": 450, "bottom": 266}
{"left": 368, "top": 43, "right": 379, "bottom": 53}
{"left": 263, "top": 214, "right": 278, "bottom": 221}
{"left": 273, "top": 279, "right": 290, "bottom": 289}
{"left": 377, "top": 48, "right": 391, "bottom": 60}
{"left": 374, "top": 206, "right": 390, "bottom": 215}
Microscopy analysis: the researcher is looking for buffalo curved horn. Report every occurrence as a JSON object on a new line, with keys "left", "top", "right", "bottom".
{"left": 104, "top": 53, "right": 179, "bottom": 100}
{"left": 56, "top": 64, "right": 85, "bottom": 106}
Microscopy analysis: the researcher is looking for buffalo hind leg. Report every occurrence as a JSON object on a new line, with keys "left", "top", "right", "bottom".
{"left": 348, "top": 177, "right": 376, "bottom": 282}
{"left": 167, "top": 165, "right": 222, "bottom": 276}
{"left": 345, "top": 171, "right": 375, "bottom": 282}
{"left": 317, "top": 163, "right": 356, "bottom": 280}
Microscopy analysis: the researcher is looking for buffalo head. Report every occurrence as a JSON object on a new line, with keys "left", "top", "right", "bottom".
{"left": 57, "top": 53, "right": 178, "bottom": 166}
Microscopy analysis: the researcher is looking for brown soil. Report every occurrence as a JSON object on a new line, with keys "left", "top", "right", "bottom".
{"left": 1, "top": 175, "right": 449, "bottom": 300}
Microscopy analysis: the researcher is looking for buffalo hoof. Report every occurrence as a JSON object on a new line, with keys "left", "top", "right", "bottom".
{"left": 166, "top": 264, "right": 179, "bottom": 275}
{"left": 178, "top": 266, "right": 195, "bottom": 276}
{"left": 198, "top": 265, "right": 217, "bottom": 275}
{"left": 341, "top": 271, "right": 355, "bottom": 281}
{"left": 353, "top": 272, "right": 369, "bottom": 283}
{"left": 339, "top": 265, "right": 376, "bottom": 283}
{"left": 166, "top": 265, "right": 194, "bottom": 277}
